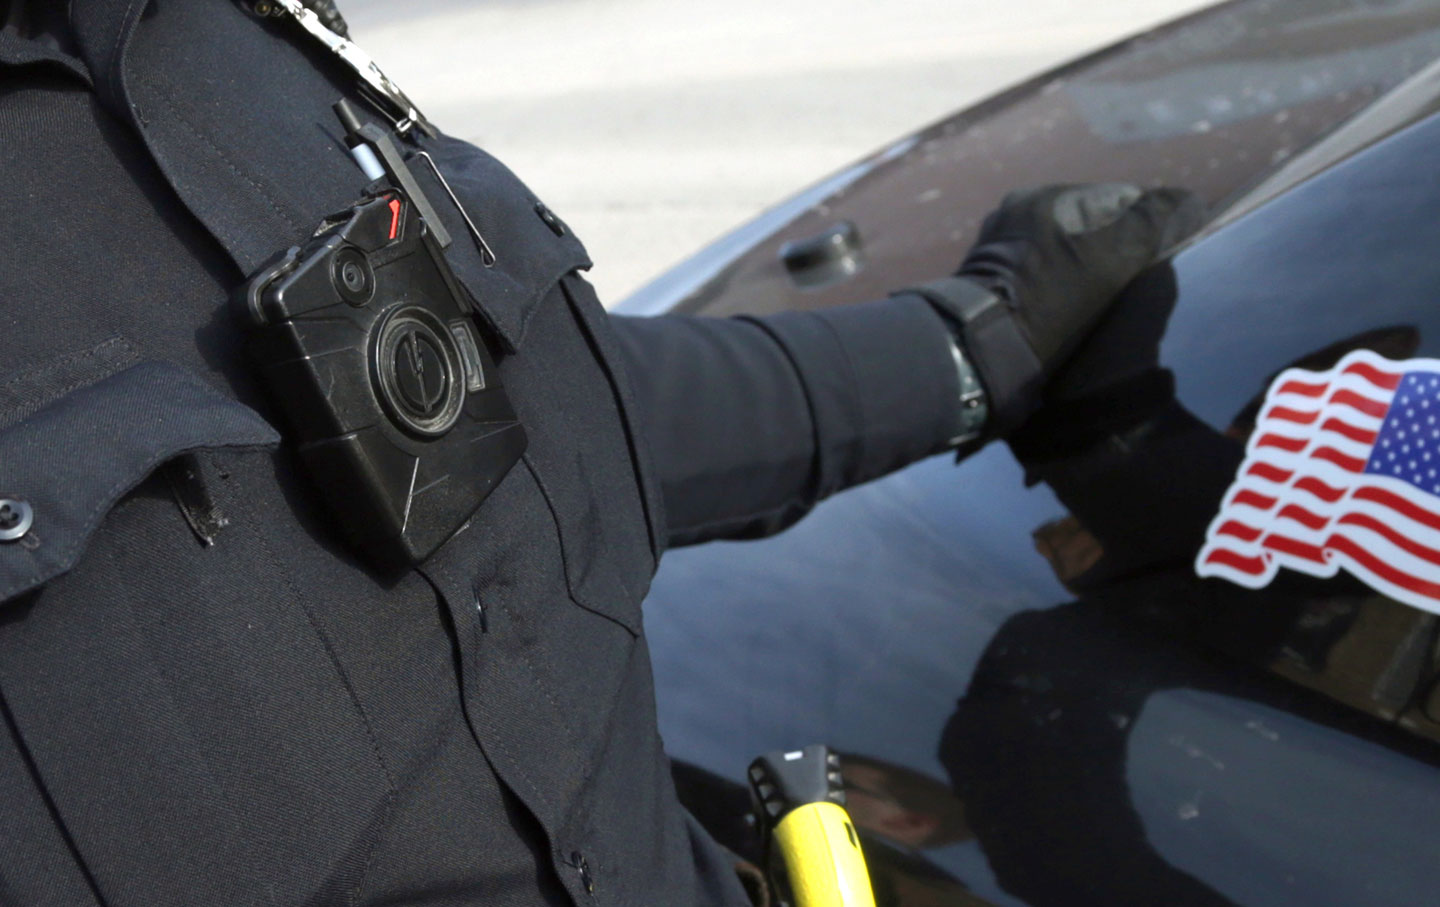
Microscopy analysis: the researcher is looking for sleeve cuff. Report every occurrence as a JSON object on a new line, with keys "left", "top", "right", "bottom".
{"left": 740, "top": 294, "right": 966, "bottom": 497}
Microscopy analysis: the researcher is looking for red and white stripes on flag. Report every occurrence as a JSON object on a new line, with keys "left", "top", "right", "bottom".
{"left": 1196, "top": 349, "right": 1440, "bottom": 614}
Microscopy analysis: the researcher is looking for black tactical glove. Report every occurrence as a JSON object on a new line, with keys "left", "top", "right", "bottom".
{"left": 1006, "top": 261, "right": 1183, "bottom": 463}
{"left": 911, "top": 183, "right": 1203, "bottom": 438}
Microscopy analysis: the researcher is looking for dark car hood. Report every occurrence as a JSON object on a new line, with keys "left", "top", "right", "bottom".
{"left": 643, "top": 64, "right": 1440, "bottom": 907}
{"left": 619, "top": 0, "right": 1440, "bottom": 323}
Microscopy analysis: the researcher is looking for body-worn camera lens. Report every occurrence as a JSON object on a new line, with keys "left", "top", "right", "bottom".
{"left": 333, "top": 247, "right": 375, "bottom": 305}
{"left": 373, "top": 306, "right": 466, "bottom": 437}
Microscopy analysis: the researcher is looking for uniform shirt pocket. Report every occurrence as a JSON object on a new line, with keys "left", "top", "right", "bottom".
{"left": 0, "top": 357, "right": 279, "bottom": 604}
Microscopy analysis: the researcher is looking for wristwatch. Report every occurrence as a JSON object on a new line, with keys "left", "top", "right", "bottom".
{"left": 945, "top": 335, "right": 990, "bottom": 448}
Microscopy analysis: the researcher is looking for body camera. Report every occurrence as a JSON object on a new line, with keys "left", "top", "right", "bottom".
{"left": 238, "top": 190, "right": 525, "bottom": 565}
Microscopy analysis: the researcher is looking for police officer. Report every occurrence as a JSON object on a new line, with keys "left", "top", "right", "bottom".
{"left": 0, "top": 1, "right": 1199, "bottom": 904}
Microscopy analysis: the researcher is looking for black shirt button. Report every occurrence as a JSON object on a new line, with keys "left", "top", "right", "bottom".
{"left": 536, "top": 203, "right": 567, "bottom": 237}
{"left": 0, "top": 497, "right": 34, "bottom": 542}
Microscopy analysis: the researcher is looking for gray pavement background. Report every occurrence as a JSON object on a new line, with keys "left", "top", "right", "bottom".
{"left": 343, "top": 0, "right": 1214, "bottom": 303}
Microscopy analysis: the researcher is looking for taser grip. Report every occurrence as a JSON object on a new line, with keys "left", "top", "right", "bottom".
{"left": 772, "top": 801, "right": 876, "bottom": 907}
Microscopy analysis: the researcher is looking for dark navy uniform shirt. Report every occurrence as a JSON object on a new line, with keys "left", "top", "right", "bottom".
{"left": 0, "top": 2, "right": 966, "bottom": 904}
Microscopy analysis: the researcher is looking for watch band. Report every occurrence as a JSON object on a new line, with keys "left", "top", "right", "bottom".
{"left": 907, "top": 276, "right": 1044, "bottom": 436}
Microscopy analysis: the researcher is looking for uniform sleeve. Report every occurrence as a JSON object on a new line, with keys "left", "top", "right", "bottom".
{"left": 609, "top": 295, "right": 965, "bottom": 548}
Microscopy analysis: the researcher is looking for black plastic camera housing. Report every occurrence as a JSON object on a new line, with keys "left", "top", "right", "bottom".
{"left": 238, "top": 191, "right": 526, "bottom": 566}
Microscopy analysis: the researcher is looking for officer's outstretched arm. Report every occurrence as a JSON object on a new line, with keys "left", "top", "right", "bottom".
{"left": 611, "top": 294, "right": 966, "bottom": 547}
{"left": 609, "top": 184, "right": 1201, "bottom": 549}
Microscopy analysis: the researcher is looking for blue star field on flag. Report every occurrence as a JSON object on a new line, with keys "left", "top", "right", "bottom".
{"left": 1364, "top": 371, "right": 1440, "bottom": 496}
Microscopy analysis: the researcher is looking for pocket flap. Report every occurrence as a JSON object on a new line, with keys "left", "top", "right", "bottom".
{"left": 0, "top": 361, "right": 279, "bottom": 603}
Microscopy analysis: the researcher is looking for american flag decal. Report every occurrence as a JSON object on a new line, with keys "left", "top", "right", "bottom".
{"left": 1197, "top": 350, "right": 1440, "bottom": 613}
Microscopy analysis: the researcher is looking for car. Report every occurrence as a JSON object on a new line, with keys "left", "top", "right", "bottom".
{"left": 618, "top": 1, "right": 1440, "bottom": 904}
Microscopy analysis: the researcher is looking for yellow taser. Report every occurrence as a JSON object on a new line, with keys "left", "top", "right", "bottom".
{"left": 750, "top": 745, "right": 877, "bottom": 907}
{"left": 773, "top": 800, "right": 876, "bottom": 907}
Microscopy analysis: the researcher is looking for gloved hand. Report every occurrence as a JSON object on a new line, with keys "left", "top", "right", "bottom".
{"left": 1006, "top": 261, "right": 1183, "bottom": 464}
{"left": 915, "top": 183, "right": 1204, "bottom": 438}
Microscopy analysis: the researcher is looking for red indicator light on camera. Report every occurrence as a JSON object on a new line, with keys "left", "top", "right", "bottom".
{"left": 387, "top": 198, "right": 403, "bottom": 240}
